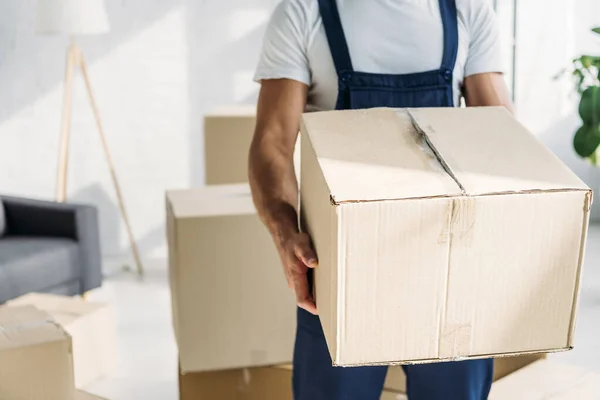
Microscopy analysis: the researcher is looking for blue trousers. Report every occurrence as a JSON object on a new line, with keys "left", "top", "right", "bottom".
{"left": 293, "top": 308, "right": 493, "bottom": 400}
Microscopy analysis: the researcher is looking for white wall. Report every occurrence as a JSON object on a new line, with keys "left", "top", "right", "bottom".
{"left": 513, "top": 0, "right": 600, "bottom": 220}
{"left": 0, "top": 0, "right": 277, "bottom": 263}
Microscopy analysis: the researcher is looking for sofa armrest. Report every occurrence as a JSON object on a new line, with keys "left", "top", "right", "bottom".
{"left": 1, "top": 196, "right": 103, "bottom": 292}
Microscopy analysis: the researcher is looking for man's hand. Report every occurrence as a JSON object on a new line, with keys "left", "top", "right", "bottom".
{"left": 277, "top": 231, "right": 318, "bottom": 315}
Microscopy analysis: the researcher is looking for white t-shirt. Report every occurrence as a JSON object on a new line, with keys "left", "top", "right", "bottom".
{"left": 254, "top": 0, "right": 504, "bottom": 111}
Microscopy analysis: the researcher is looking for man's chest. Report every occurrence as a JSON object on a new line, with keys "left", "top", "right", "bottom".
{"left": 302, "top": 1, "right": 470, "bottom": 110}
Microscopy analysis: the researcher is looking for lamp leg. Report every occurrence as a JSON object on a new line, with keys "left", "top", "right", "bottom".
{"left": 56, "top": 44, "right": 78, "bottom": 203}
{"left": 78, "top": 52, "right": 145, "bottom": 277}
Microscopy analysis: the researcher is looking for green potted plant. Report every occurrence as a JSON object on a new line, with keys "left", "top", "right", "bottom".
{"left": 572, "top": 27, "right": 600, "bottom": 166}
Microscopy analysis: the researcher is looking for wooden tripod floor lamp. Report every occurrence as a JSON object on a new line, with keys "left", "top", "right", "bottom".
{"left": 37, "top": 0, "right": 144, "bottom": 276}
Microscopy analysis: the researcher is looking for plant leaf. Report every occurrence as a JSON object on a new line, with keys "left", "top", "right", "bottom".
{"left": 580, "top": 55, "right": 600, "bottom": 68}
{"left": 589, "top": 150, "right": 599, "bottom": 166}
{"left": 579, "top": 86, "right": 600, "bottom": 124}
{"left": 574, "top": 124, "right": 600, "bottom": 158}
{"left": 593, "top": 27, "right": 600, "bottom": 35}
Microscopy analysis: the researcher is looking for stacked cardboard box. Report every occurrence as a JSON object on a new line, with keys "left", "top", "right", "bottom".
{"left": 7, "top": 293, "right": 117, "bottom": 388}
{"left": 204, "top": 106, "right": 300, "bottom": 185}
{"left": 169, "top": 105, "right": 301, "bottom": 398}
{"left": 0, "top": 305, "right": 75, "bottom": 399}
{"left": 489, "top": 359, "right": 600, "bottom": 399}
{"left": 167, "top": 184, "right": 296, "bottom": 375}
{"left": 204, "top": 106, "right": 256, "bottom": 185}
{"left": 179, "top": 365, "right": 293, "bottom": 400}
{"left": 299, "top": 107, "right": 591, "bottom": 366}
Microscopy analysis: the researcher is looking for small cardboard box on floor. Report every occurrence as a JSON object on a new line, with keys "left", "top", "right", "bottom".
{"left": 489, "top": 359, "right": 600, "bottom": 399}
{"left": 7, "top": 293, "right": 117, "bottom": 388}
{"left": 204, "top": 106, "right": 256, "bottom": 185}
{"left": 204, "top": 106, "right": 301, "bottom": 185}
{"left": 300, "top": 107, "right": 592, "bottom": 366}
{"left": 0, "top": 306, "right": 75, "bottom": 400}
{"left": 167, "top": 184, "right": 296, "bottom": 373}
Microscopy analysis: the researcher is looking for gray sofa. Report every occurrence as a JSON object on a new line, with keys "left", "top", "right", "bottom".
{"left": 0, "top": 195, "right": 102, "bottom": 304}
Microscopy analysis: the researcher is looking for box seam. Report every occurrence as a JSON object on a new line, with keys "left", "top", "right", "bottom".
{"left": 407, "top": 110, "right": 466, "bottom": 196}
{"left": 437, "top": 200, "right": 455, "bottom": 359}
{"left": 335, "top": 204, "right": 342, "bottom": 364}
{"left": 408, "top": 110, "right": 466, "bottom": 360}
{"left": 332, "top": 346, "right": 571, "bottom": 367}
{"left": 566, "top": 190, "right": 592, "bottom": 346}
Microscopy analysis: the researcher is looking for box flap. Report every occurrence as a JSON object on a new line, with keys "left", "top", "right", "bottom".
{"left": 166, "top": 184, "right": 255, "bottom": 218}
{"left": 300, "top": 108, "right": 462, "bottom": 203}
{"left": 0, "top": 306, "right": 69, "bottom": 351}
{"left": 489, "top": 360, "right": 600, "bottom": 399}
{"left": 7, "top": 293, "right": 105, "bottom": 326}
{"left": 408, "top": 107, "right": 590, "bottom": 195}
{"left": 301, "top": 107, "right": 589, "bottom": 203}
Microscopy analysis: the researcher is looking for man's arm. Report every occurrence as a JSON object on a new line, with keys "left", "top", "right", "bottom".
{"left": 249, "top": 78, "right": 318, "bottom": 315}
{"left": 463, "top": 72, "right": 514, "bottom": 112}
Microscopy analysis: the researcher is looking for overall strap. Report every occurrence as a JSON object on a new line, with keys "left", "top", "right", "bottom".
{"left": 438, "top": 0, "right": 459, "bottom": 73}
{"left": 317, "top": 0, "right": 354, "bottom": 75}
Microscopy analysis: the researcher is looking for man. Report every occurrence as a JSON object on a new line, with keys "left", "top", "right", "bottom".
{"left": 248, "top": 0, "right": 512, "bottom": 399}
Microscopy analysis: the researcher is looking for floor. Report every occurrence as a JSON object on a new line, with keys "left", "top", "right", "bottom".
{"left": 84, "top": 225, "right": 600, "bottom": 400}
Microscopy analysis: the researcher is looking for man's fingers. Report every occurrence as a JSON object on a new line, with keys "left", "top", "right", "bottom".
{"left": 294, "top": 241, "right": 318, "bottom": 269}
{"left": 291, "top": 270, "right": 318, "bottom": 315}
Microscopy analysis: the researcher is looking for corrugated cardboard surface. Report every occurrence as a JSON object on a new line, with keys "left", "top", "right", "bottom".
{"left": 7, "top": 293, "right": 117, "bottom": 388}
{"left": 204, "top": 106, "right": 256, "bottom": 185}
{"left": 384, "top": 354, "right": 545, "bottom": 392}
{"left": 204, "top": 106, "right": 301, "bottom": 185}
{"left": 489, "top": 360, "right": 600, "bottom": 399}
{"left": 0, "top": 306, "right": 75, "bottom": 400}
{"left": 76, "top": 390, "right": 108, "bottom": 400}
{"left": 300, "top": 107, "right": 591, "bottom": 366}
{"left": 167, "top": 185, "right": 296, "bottom": 373}
{"left": 179, "top": 365, "right": 292, "bottom": 400}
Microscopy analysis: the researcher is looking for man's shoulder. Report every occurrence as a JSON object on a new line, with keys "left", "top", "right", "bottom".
{"left": 271, "top": 0, "right": 319, "bottom": 24}
{"left": 455, "top": 0, "right": 495, "bottom": 25}
{"left": 277, "top": 0, "right": 318, "bottom": 14}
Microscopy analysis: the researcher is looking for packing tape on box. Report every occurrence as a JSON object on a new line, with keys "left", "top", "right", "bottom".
{"left": 406, "top": 110, "right": 477, "bottom": 246}
{"left": 449, "top": 197, "right": 476, "bottom": 246}
{"left": 438, "top": 197, "right": 476, "bottom": 246}
{"left": 439, "top": 323, "right": 472, "bottom": 358}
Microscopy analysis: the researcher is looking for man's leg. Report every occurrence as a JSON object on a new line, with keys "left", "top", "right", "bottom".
{"left": 293, "top": 307, "right": 387, "bottom": 400}
{"left": 403, "top": 359, "right": 493, "bottom": 400}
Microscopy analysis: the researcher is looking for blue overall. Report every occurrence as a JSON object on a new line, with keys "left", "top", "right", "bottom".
{"left": 292, "top": 0, "right": 494, "bottom": 399}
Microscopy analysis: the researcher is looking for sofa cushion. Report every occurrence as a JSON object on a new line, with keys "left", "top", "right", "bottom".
{"left": 0, "top": 199, "right": 5, "bottom": 237}
{"left": 0, "top": 237, "right": 80, "bottom": 303}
